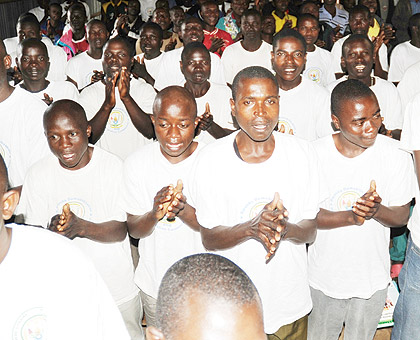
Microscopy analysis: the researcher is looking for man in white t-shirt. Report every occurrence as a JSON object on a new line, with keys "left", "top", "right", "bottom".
{"left": 123, "top": 86, "right": 204, "bottom": 328}
{"left": 189, "top": 66, "right": 320, "bottom": 340}
{"left": 17, "top": 38, "right": 79, "bottom": 104}
{"left": 388, "top": 13, "right": 420, "bottom": 84}
{"left": 0, "top": 155, "right": 130, "bottom": 340}
{"left": 271, "top": 29, "right": 332, "bottom": 141}
{"left": 308, "top": 79, "right": 415, "bottom": 340}
{"left": 327, "top": 34, "right": 403, "bottom": 137}
{"left": 297, "top": 14, "right": 335, "bottom": 87}
{"left": 0, "top": 40, "right": 48, "bottom": 189}
{"left": 394, "top": 92, "right": 420, "bottom": 340}
{"left": 222, "top": 8, "right": 273, "bottom": 85}
{"left": 79, "top": 36, "right": 156, "bottom": 160}
{"left": 66, "top": 19, "right": 109, "bottom": 91}
{"left": 154, "top": 17, "right": 225, "bottom": 91}
{"left": 18, "top": 99, "right": 144, "bottom": 340}
{"left": 331, "top": 5, "right": 388, "bottom": 79}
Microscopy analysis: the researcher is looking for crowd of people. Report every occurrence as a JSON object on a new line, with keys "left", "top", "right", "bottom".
{"left": 1, "top": 0, "right": 420, "bottom": 339}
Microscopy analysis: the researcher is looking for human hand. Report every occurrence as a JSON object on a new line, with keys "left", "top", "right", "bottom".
{"left": 352, "top": 180, "right": 382, "bottom": 222}
{"left": 152, "top": 180, "right": 183, "bottom": 220}
{"left": 166, "top": 180, "right": 186, "bottom": 220}
{"left": 131, "top": 56, "right": 149, "bottom": 80}
{"left": 197, "top": 103, "right": 214, "bottom": 132}
{"left": 105, "top": 71, "right": 118, "bottom": 108}
{"left": 11, "top": 66, "right": 22, "bottom": 85}
{"left": 117, "top": 66, "right": 131, "bottom": 99}
{"left": 164, "top": 38, "right": 177, "bottom": 52}
{"left": 332, "top": 25, "right": 343, "bottom": 43}
{"left": 49, "top": 203, "right": 83, "bottom": 239}
{"left": 209, "top": 37, "right": 224, "bottom": 53}
{"left": 91, "top": 70, "right": 105, "bottom": 83}
{"left": 381, "top": 23, "right": 395, "bottom": 45}
{"left": 315, "top": 39, "right": 326, "bottom": 48}
{"left": 284, "top": 19, "right": 292, "bottom": 29}
{"left": 42, "top": 93, "right": 53, "bottom": 105}
{"left": 116, "top": 14, "right": 129, "bottom": 35}
{"left": 372, "top": 30, "right": 385, "bottom": 59}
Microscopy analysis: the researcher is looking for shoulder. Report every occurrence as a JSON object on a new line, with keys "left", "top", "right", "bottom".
{"left": 80, "top": 80, "right": 104, "bottom": 96}
{"left": 11, "top": 87, "right": 47, "bottom": 113}
{"left": 123, "top": 142, "right": 158, "bottom": 171}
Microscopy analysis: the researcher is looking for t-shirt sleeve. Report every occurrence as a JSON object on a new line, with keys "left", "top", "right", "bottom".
{"left": 401, "top": 93, "right": 420, "bottom": 151}
{"left": 79, "top": 85, "right": 101, "bottom": 120}
{"left": 131, "top": 80, "right": 156, "bottom": 113}
{"left": 315, "top": 87, "right": 334, "bottom": 139}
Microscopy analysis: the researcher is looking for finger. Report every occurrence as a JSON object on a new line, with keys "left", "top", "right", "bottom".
{"left": 112, "top": 71, "right": 119, "bottom": 86}
{"left": 174, "top": 179, "right": 183, "bottom": 194}
{"left": 369, "top": 180, "right": 376, "bottom": 193}
{"left": 205, "top": 102, "right": 210, "bottom": 114}
{"left": 265, "top": 192, "right": 280, "bottom": 211}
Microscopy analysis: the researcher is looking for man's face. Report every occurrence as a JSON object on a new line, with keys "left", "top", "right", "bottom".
{"left": 102, "top": 40, "right": 133, "bottom": 77}
{"left": 69, "top": 8, "right": 87, "bottom": 31}
{"left": 231, "top": 0, "right": 248, "bottom": 17}
{"left": 333, "top": 94, "right": 381, "bottom": 150}
{"left": 341, "top": 0, "right": 356, "bottom": 12}
{"left": 140, "top": 27, "right": 162, "bottom": 58}
{"left": 17, "top": 22, "right": 41, "bottom": 42}
{"left": 180, "top": 20, "right": 204, "bottom": 44}
{"left": 87, "top": 22, "right": 109, "bottom": 50}
{"left": 18, "top": 45, "right": 50, "bottom": 82}
{"left": 297, "top": 17, "right": 320, "bottom": 46}
{"left": 241, "top": 14, "right": 262, "bottom": 40}
{"left": 231, "top": 77, "right": 279, "bottom": 142}
{"left": 342, "top": 39, "right": 373, "bottom": 79}
{"left": 45, "top": 112, "right": 91, "bottom": 171}
{"left": 49, "top": 5, "right": 63, "bottom": 21}
{"left": 181, "top": 49, "right": 211, "bottom": 84}
{"left": 151, "top": 96, "right": 198, "bottom": 163}
{"left": 261, "top": 15, "right": 275, "bottom": 35}
{"left": 272, "top": 37, "right": 306, "bottom": 82}
{"left": 360, "top": 0, "right": 377, "bottom": 15}
{"left": 274, "top": 0, "right": 289, "bottom": 12}
{"left": 170, "top": 8, "right": 185, "bottom": 26}
{"left": 300, "top": 3, "right": 319, "bottom": 19}
{"left": 323, "top": 0, "right": 336, "bottom": 6}
{"left": 200, "top": 3, "right": 219, "bottom": 27}
{"left": 349, "top": 11, "right": 370, "bottom": 35}
{"left": 127, "top": 0, "right": 141, "bottom": 16}
{"left": 153, "top": 8, "right": 171, "bottom": 30}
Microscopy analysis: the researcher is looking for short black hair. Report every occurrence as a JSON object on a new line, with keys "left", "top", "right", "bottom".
{"left": 232, "top": 66, "right": 278, "bottom": 100}
{"left": 105, "top": 36, "right": 135, "bottom": 58}
{"left": 86, "top": 19, "right": 106, "bottom": 31}
{"left": 409, "top": 13, "right": 420, "bottom": 29}
{"left": 200, "top": 0, "right": 218, "bottom": 9}
{"left": 17, "top": 12, "right": 41, "bottom": 31}
{"left": 156, "top": 253, "right": 262, "bottom": 338}
{"left": 140, "top": 22, "right": 164, "bottom": 41}
{"left": 342, "top": 33, "right": 373, "bottom": 57}
{"left": 68, "top": 2, "right": 86, "bottom": 16}
{"left": 349, "top": 4, "right": 370, "bottom": 19}
{"left": 331, "top": 79, "right": 376, "bottom": 118}
{"left": 17, "top": 38, "right": 49, "bottom": 59}
{"left": 273, "top": 28, "right": 307, "bottom": 53}
{"left": 241, "top": 8, "right": 261, "bottom": 21}
{"left": 299, "top": 0, "right": 319, "bottom": 14}
{"left": 181, "top": 41, "right": 210, "bottom": 62}
{"left": 297, "top": 13, "right": 319, "bottom": 28}
{"left": 44, "top": 99, "right": 89, "bottom": 131}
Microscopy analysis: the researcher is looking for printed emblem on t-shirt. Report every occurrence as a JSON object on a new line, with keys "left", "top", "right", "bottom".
{"left": 330, "top": 187, "right": 363, "bottom": 211}
{"left": 240, "top": 197, "right": 271, "bottom": 220}
{"left": 305, "top": 67, "right": 322, "bottom": 83}
{"left": 13, "top": 307, "right": 46, "bottom": 340}
{"left": 277, "top": 117, "right": 296, "bottom": 135}
{"left": 56, "top": 198, "right": 93, "bottom": 220}
{"left": 157, "top": 216, "right": 182, "bottom": 231}
{"left": 0, "top": 141, "right": 11, "bottom": 167}
{"left": 107, "top": 107, "right": 128, "bottom": 133}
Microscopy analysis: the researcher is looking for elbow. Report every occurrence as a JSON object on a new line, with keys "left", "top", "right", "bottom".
{"left": 200, "top": 226, "right": 217, "bottom": 251}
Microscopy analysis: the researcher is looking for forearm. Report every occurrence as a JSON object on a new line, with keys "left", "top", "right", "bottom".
{"left": 282, "top": 219, "right": 317, "bottom": 244}
{"left": 177, "top": 203, "right": 201, "bottom": 232}
{"left": 316, "top": 208, "right": 358, "bottom": 229}
{"left": 89, "top": 102, "right": 114, "bottom": 143}
{"left": 373, "top": 203, "right": 411, "bottom": 228}
{"left": 122, "top": 95, "right": 155, "bottom": 139}
{"left": 80, "top": 219, "right": 127, "bottom": 242}
{"left": 200, "top": 221, "right": 252, "bottom": 251}
{"left": 127, "top": 211, "right": 159, "bottom": 239}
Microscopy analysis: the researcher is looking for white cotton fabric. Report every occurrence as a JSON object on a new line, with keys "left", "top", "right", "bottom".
{"left": 66, "top": 51, "right": 103, "bottom": 90}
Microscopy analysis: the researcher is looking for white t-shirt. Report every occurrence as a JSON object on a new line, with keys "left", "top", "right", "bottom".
{"left": 19, "top": 146, "right": 138, "bottom": 306}
{"left": 66, "top": 51, "right": 103, "bottom": 90}
{"left": 400, "top": 92, "right": 420, "bottom": 248}
{"left": 189, "top": 131, "right": 322, "bottom": 333}
{"left": 0, "top": 224, "right": 130, "bottom": 340}
{"left": 221, "top": 40, "right": 273, "bottom": 85}
{"left": 397, "top": 59, "right": 420, "bottom": 113}
{"left": 0, "top": 86, "right": 48, "bottom": 187}
{"left": 388, "top": 41, "right": 420, "bottom": 82}
{"left": 331, "top": 35, "right": 389, "bottom": 74}
{"left": 154, "top": 47, "right": 226, "bottom": 91}
{"left": 122, "top": 142, "right": 205, "bottom": 299}
{"left": 79, "top": 78, "right": 156, "bottom": 160}
{"left": 28, "top": 6, "right": 46, "bottom": 22}
{"left": 278, "top": 77, "right": 332, "bottom": 141}
{"left": 139, "top": 0, "right": 155, "bottom": 21}
{"left": 304, "top": 45, "right": 335, "bottom": 87}
{"left": 308, "top": 134, "right": 416, "bottom": 299}
{"left": 327, "top": 76, "right": 403, "bottom": 130}
{"left": 3, "top": 36, "right": 18, "bottom": 55}
{"left": 20, "top": 80, "right": 79, "bottom": 102}
{"left": 135, "top": 52, "right": 165, "bottom": 83}
{"left": 193, "top": 81, "right": 234, "bottom": 144}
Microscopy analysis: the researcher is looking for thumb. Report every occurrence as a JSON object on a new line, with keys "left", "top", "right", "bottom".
{"left": 369, "top": 180, "right": 376, "bottom": 193}
{"left": 266, "top": 192, "right": 280, "bottom": 211}
{"left": 205, "top": 102, "right": 210, "bottom": 114}
{"left": 62, "top": 203, "right": 71, "bottom": 217}
{"left": 174, "top": 179, "right": 183, "bottom": 193}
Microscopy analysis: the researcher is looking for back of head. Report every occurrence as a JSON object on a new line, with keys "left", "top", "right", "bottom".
{"left": 331, "top": 79, "right": 375, "bottom": 118}
{"left": 156, "top": 253, "right": 262, "bottom": 339}
{"left": 273, "top": 28, "right": 307, "bottom": 53}
{"left": 232, "top": 65, "right": 278, "bottom": 100}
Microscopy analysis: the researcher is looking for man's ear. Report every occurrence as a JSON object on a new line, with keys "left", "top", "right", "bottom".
{"left": 179, "top": 60, "right": 184, "bottom": 75}
{"left": 146, "top": 326, "right": 165, "bottom": 340}
{"left": 340, "top": 56, "right": 346, "bottom": 73}
{"left": 150, "top": 115, "right": 156, "bottom": 126}
{"left": 331, "top": 113, "right": 340, "bottom": 131}
{"left": 86, "top": 124, "right": 92, "bottom": 138}
{"left": 2, "top": 189, "right": 20, "bottom": 221}
{"left": 4, "top": 54, "right": 12, "bottom": 70}
{"left": 230, "top": 98, "right": 236, "bottom": 118}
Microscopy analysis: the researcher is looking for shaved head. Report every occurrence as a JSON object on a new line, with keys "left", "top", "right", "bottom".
{"left": 153, "top": 86, "right": 197, "bottom": 118}
{"left": 43, "top": 99, "right": 88, "bottom": 131}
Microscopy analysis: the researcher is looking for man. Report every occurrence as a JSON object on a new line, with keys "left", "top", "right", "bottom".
{"left": 308, "top": 79, "right": 415, "bottom": 340}
{"left": 319, "top": 0, "right": 349, "bottom": 35}
{"left": 146, "top": 253, "right": 267, "bottom": 340}
{"left": 102, "top": 0, "right": 128, "bottom": 33}
{"left": 79, "top": 37, "right": 156, "bottom": 160}
{"left": 272, "top": 0, "right": 297, "bottom": 32}
{"left": 66, "top": 19, "right": 109, "bottom": 91}
{"left": 154, "top": 17, "right": 225, "bottom": 91}
{"left": 222, "top": 9, "right": 273, "bottom": 85}
{"left": 216, "top": 0, "right": 249, "bottom": 40}
{"left": 0, "top": 154, "right": 131, "bottom": 340}
{"left": 189, "top": 66, "right": 320, "bottom": 339}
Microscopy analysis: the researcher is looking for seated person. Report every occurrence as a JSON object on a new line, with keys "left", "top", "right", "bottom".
{"left": 216, "top": 0, "right": 249, "bottom": 40}
{"left": 123, "top": 86, "right": 204, "bottom": 328}
{"left": 261, "top": 14, "right": 275, "bottom": 45}
{"left": 40, "top": 2, "right": 65, "bottom": 44}
{"left": 272, "top": 0, "right": 297, "bottom": 32}
{"left": 18, "top": 99, "right": 144, "bottom": 340}
{"left": 272, "top": 29, "right": 331, "bottom": 140}
{"left": 0, "top": 154, "right": 131, "bottom": 340}
{"left": 79, "top": 36, "right": 156, "bottom": 160}
{"left": 146, "top": 253, "right": 267, "bottom": 340}
{"left": 169, "top": 6, "right": 185, "bottom": 35}
{"left": 319, "top": 0, "right": 349, "bottom": 35}
{"left": 66, "top": 19, "right": 109, "bottom": 91}
{"left": 17, "top": 39, "right": 78, "bottom": 104}
{"left": 102, "top": 0, "right": 128, "bottom": 33}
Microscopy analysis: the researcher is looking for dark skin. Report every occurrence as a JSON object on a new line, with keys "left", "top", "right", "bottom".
{"left": 241, "top": 14, "right": 263, "bottom": 52}
{"left": 200, "top": 77, "right": 317, "bottom": 260}
{"left": 323, "top": 0, "right": 337, "bottom": 17}
{"left": 274, "top": 0, "right": 292, "bottom": 28}
{"left": 317, "top": 95, "right": 411, "bottom": 229}
{"left": 200, "top": 2, "right": 225, "bottom": 53}
{"left": 44, "top": 105, "right": 127, "bottom": 242}
{"left": 89, "top": 40, "right": 155, "bottom": 143}
{"left": 69, "top": 7, "right": 87, "bottom": 41}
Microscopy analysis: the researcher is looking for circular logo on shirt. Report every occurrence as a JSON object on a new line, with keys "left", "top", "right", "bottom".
{"left": 240, "top": 197, "right": 271, "bottom": 221}
{"left": 56, "top": 199, "right": 92, "bottom": 220}
{"left": 13, "top": 307, "right": 47, "bottom": 340}
{"left": 0, "top": 141, "right": 11, "bottom": 167}
{"left": 107, "top": 107, "right": 128, "bottom": 133}
{"left": 277, "top": 117, "right": 296, "bottom": 135}
{"left": 331, "top": 188, "right": 363, "bottom": 211}
{"left": 157, "top": 216, "right": 183, "bottom": 231}
{"left": 305, "top": 67, "right": 322, "bottom": 84}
